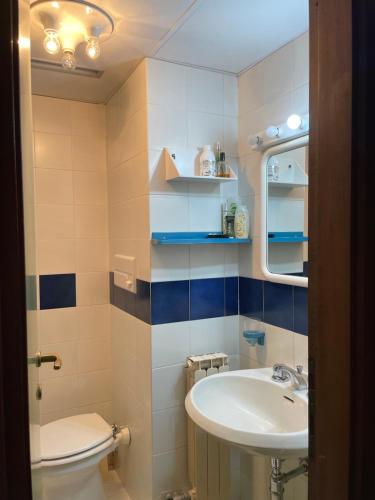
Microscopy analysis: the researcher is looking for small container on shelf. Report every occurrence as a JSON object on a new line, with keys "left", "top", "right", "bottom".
{"left": 199, "top": 145, "right": 216, "bottom": 176}
{"left": 216, "top": 152, "right": 231, "bottom": 178}
{"left": 235, "top": 205, "right": 249, "bottom": 239}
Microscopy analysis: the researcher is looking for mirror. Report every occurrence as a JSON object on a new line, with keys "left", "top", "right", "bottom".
{"left": 261, "top": 136, "right": 309, "bottom": 287}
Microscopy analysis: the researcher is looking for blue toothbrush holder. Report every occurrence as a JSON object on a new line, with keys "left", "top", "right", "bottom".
{"left": 243, "top": 330, "right": 265, "bottom": 346}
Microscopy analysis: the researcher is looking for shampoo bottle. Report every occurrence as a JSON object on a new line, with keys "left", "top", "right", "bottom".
{"left": 200, "top": 145, "right": 216, "bottom": 176}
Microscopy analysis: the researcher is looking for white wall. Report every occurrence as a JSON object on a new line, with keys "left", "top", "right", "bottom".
{"left": 106, "top": 61, "right": 153, "bottom": 500}
{"left": 32, "top": 96, "right": 112, "bottom": 425}
{"left": 237, "top": 33, "right": 309, "bottom": 500}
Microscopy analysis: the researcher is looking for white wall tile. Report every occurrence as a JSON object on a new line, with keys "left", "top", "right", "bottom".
{"left": 152, "top": 447, "right": 189, "bottom": 498}
{"left": 40, "top": 340, "right": 77, "bottom": 380}
{"left": 152, "top": 322, "right": 190, "bottom": 369}
{"left": 33, "top": 95, "right": 71, "bottom": 135}
{"left": 187, "top": 67, "right": 223, "bottom": 114}
{"left": 152, "top": 364, "right": 186, "bottom": 411}
{"left": 293, "top": 32, "right": 309, "bottom": 89}
{"left": 76, "top": 304, "right": 110, "bottom": 340}
{"left": 39, "top": 307, "right": 78, "bottom": 344}
{"left": 148, "top": 104, "right": 187, "bottom": 151}
{"left": 150, "top": 195, "right": 189, "bottom": 232}
{"left": 75, "top": 205, "right": 108, "bottom": 238}
{"left": 34, "top": 132, "right": 72, "bottom": 170}
{"left": 76, "top": 272, "right": 109, "bottom": 306}
{"left": 71, "top": 102, "right": 105, "bottom": 138}
{"left": 187, "top": 111, "right": 223, "bottom": 150}
{"left": 37, "top": 238, "right": 76, "bottom": 275}
{"left": 147, "top": 59, "right": 187, "bottom": 109}
{"left": 189, "top": 245, "right": 225, "bottom": 279}
{"left": 72, "top": 135, "right": 106, "bottom": 172}
{"left": 151, "top": 246, "right": 190, "bottom": 282}
{"left": 41, "top": 375, "right": 80, "bottom": 414}
{"left": 77, "top": 369, "right": 112, "bottom": 406}
{"left": 262, "top": 42, "right": 294, "bottom": 103}
{"left": 73, "top": 171, "right": 107, "bottom": 205}
{"left": 76, "top": 238, "right": 108, "bottom": 272}
{"left": 238, "top": 62, "right": 265, "bottom": 114}
{"left": 223, "top": 116, "right": 238, "bottom": 157}
{"left": 36, "top": 168, "right": 73, "bottom": 205}
{"left": 152, "top": 406, "right": 187, "bottom": 455}
{"left": 77, "top": 339, "right": 111, "bottom": 372}
{"left": 189, "top": 195, "right": 222, "bottom": 232}
{"left": 37, "top": 204, "right": 75, "bottom": 239}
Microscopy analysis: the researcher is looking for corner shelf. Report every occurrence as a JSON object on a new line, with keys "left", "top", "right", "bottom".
{"left": 164, "top": 148, "right": 237, "bottom": 183}
{"left": 151, "top": 232, "right": 251, "bottom": 246}
{"left": 268, "top": 232, "right": 308, "bottom": 243}
{"left": 268, "top": 156, "right": 308, "bottom": 188}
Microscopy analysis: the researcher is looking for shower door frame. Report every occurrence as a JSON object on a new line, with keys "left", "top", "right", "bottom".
{"left": 0, "top": 0, "right": 33, "bottom": 498}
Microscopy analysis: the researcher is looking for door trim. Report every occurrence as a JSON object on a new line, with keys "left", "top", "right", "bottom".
{"left": 0, "top": 0, "right": 33, "bottom": 498}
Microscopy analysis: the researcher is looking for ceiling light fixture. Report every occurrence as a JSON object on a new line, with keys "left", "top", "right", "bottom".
{"left": 31, "top": 0, "right": 114, "bottom": 71}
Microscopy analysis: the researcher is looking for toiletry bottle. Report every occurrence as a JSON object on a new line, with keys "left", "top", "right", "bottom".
{"left": 234, "top": 205, "right": 249, "bottom": 239}
{"left": 217, "top": 152, "right": 230, "bottom": 178}
{"left": 222, "top": 201, "right": 228, "bottom": 235}
{"left": 225, "top": 201, "right": 237, "bottom": 237}
{"left": 215, "top": 142, "right": 221, "bottom": 164}
{"left": 200, "top": 145, "right": 216, "bottom": 176}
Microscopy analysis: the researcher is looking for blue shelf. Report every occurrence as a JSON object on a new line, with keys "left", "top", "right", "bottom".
{"left": 151, "top": 232, "right": 251, "bottom": 246}
{"left": 268, "top": 231, "right": 308, "bottom": 243}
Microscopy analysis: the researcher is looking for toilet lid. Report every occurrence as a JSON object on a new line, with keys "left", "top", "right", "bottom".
{"left": 41, "top": 413, "right": 113, "bottom": 461}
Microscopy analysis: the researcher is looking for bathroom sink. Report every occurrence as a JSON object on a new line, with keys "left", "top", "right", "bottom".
{"left": 185, "top": 368, "right": 308, "bottom": 458}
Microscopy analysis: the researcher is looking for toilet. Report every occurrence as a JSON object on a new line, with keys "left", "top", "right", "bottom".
{"left": 40, "top": 413, "right": 127, "bottom": 500}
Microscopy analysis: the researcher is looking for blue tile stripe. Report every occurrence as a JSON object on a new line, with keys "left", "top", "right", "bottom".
{"left": 38, "top": 273, "right": 307, "bottom": 335}
{"left": 239, "top": 277, "right": 308, "bottom": 336}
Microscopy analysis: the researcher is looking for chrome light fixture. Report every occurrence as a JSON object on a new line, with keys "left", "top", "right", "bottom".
{"left": 31, "top": 0, "right": 114, "bottom": 70}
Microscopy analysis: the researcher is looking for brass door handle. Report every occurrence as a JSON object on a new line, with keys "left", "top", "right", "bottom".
{"left": 29, "top": 351, "right": 62, "bottom": 370}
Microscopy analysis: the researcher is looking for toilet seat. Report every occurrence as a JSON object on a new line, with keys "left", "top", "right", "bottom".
{"left": 41, "top": 413, "right": 115, "bottom": 467}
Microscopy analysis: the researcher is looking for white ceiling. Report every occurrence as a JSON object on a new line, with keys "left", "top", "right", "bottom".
{"left": 30, "top": 0, "right": 309, "bottom": 103}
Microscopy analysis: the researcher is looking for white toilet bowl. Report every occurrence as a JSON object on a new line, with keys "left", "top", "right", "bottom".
{"left": 40, "top": 413, "right": 120, "bottom": 500}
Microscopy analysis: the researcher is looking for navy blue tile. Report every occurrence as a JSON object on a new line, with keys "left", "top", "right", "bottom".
{"left": 190, "top": 278, "right": 225, "bottom": 321}
{"left": 225, "top": 277, "right": 239, "bottom": 316}
{"left": 294, "top": 286, "right": 308, "bottom": 336}
{"left": 239, "top": 277, "right": 263, "bottom": 320}
{"left": 303, "top": 261, "right": 309, "bottom": 277}
{"left": 135, "top": 280, "right": 151, "bottom": 324}
{"left": 39, "top": 274, "right": 76, "bottom": 310}
{"left": 263, "top": 281, "right": 293, "bottom": 330}
{"left": 109, "top": 272, "right": 115, "bottom": 305}
{"left": 151, "top": 280, "right": 189, "bottom": 325}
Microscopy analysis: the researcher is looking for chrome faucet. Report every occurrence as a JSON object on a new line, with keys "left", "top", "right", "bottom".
{"left": 272, "top": 364, "right": 308, "bottom": 391}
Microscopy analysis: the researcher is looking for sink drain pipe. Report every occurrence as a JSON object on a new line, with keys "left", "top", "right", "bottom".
{"left": 270, "top": 457, "right": 308, "bottom": 499}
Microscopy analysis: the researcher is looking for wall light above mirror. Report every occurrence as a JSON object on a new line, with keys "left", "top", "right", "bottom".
{"left": 260, "top": 135, "right": 309, "bottom": 288}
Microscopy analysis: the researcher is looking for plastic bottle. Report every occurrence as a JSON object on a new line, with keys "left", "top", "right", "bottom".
{"left": 199, "top": 145, "right": 216, "bottom": 176}
{"left": 234, "top": 205, "right": 249, "bottom": 239}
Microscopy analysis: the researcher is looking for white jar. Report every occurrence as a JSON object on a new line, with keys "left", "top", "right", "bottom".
{"left": 199, "top": 145, "right": 216, "bottom": 176}
{"left": 234, "top": 205, "right": 249, "bottom": 239}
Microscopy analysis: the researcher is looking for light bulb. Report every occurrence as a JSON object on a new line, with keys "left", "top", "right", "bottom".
{"left": 266, "top": 126, "right": 280, "bottom": 138}
{"left": 86, "top": 37, "right": 100, "bottom": 60}
{"left": 62, "top": 49, "right": 76, "bottom": 70}
{"left": 287, "top": 114, "right": 303, "bottom": 130}
{"left": 43, "top": 29, "right": 60, "bottom": 55}
{"left": 51, "top": 1, "right": 60, "bottom": 8}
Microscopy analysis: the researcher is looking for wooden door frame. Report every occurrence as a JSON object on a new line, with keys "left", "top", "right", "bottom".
{"left": 0, "top": 0, "right": 33, "bottom": 498}
{"left": 309, "top": 0, "right": 375, "bottom": 498}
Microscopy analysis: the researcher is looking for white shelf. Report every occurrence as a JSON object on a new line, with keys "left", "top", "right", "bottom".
{"left": 164, "top": 148, "right": 237, "bottom": 183}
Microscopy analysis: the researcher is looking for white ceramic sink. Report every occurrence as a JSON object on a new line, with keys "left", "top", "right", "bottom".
{"left": 185, "top": 368, "right": 308, "bottom": 458}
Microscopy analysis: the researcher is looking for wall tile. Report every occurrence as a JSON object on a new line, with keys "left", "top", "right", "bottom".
{"left": 77, "top": 369, "right": 112, "bottom": 406}
{"left": 263, "top": 281, "right": 293, "bottom": 331}
{"left": 151, "top": 281, "right": 189, "bottom": 325}
{"left": 293, "top": 32, "right": 309, "bottom": 89}
{"left": 152, "top": 447, "right": 189, "bottom": 498}
{"left": 187, "top": 111, "right": 223, "bottom": 150}
{"left": 148, "top": 104, "right": 187, "bottom": 151}
{"left": 37, "top": 204, "right": 75, "bottom": 239}
{"left": 152, "top": 406, "right": 187, "bottom": 454}
{"left": 135, "top": 279, "right": 151, "bottom": 324}
{"left": 152, "top": 321, "right": 190, "bottom": 368}
{"left": 190, "top": 278, "right": 225, "bottom": 321}
{"left": 34, "top": 132, "right": 72, "bottom": 170}
{"left": 75, "top": 304, "right": 110, "bottom": 340}
{"left": 40, "top": 375, "right": 80, "bottom": 414}
{"left": 40, "top": 340, "right": 77, "bottom": 380}
{"left": 72, "top": 135, "right": 106, "bottom": 171}
{"left": 239, "top": 277, "right": 263, "bottom": 320}
{"left": 224, "top": 74, "right": 238, "bottom": 117}
{"left": 187, "top": 67, "right": 223, "bottom": 114}
{"left": 294, "top": 332, "right": 308, "bottom": 372}
{"left": 225, "top": 276, "right": 239, "bottom": 316}
{"left": 189, "top": 245, "right": 225, "bottom": 279}
{"left": 73, "top": 171, "right": 107, "bottom": 205}
{"left": 76, "top": 238, "right": 108, "bottom": 272}
{"left": 33, "top": 96, "right": 71, "bottom": 135}
{"left": 188, "top": 195, "right": 222, "bottom": 232}
{"left": 35, "top": 168, "right": 73, "bottom": 205}
{"left": 39, "top": 274, "right": 76, "bottom": 310}
{"left": 39, "top": 307, "right": 78, "bottom": 344}
{"left": 152, "top": 364, "right": 186, "bottom": 411}
{"left": 150, "top": 195, "right": 189, "bottom": 232}
{"left": 293, "top": 286, "right": 308, "bottom": 335}
{"left": 151, "top": 246, "right": 190, "bottom": 282}
{"left": 76, "top": 272, "right": 109, "bottom": 306}
{"left": 147, "top": 59, "right": 187, "bottom": 109}
{"left": 77, "top": 339, "right": 111, "bottom": 372}
{"left": 189, "top": 317, "right": 227, "bottom": 355}
{"left": 37, "top": 238, "right": 76, "bottom": 275}
{"left": 75, "top": 205, "right": 107, "bottom": 238}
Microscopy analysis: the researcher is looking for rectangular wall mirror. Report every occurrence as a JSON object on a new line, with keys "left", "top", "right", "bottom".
{"left": 261, "top": 135, "right": 309, "bottom": 287}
